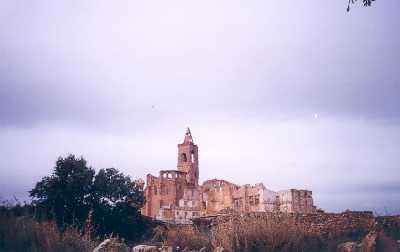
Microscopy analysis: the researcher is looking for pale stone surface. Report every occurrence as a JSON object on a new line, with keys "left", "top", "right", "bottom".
{"left": 360, "top": 231, "right": 377, "bottom": 252}
{"left": 336, "top": 233, "right": 399, "bottom": 252}
{"left": 131, "top": 245, "right": 158, "bottom": 252}
{"left": 142, "top": 128, "right": 317, "bottom": 224}
{"left": 277, "top": 189, "right": 315, "bottom": 213}
{"left": 213, "top": 247, "right": 225, "bottom": 252}
{"left": 93, "top": 238, "right": 129, "bottom": 252}
{"left": 93, "top": 239, "right": 112, "bottom": 252}
{"left": 337, "top": 242, "right": 359, "bottom": 252}
{"left": 159, "top": 246, "right": 173, "bottom": 252}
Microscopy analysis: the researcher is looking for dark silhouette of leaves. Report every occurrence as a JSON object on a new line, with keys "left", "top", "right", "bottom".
{"left": 30, "top": 154, "right": 146, "bottom": 241}
{"left": 347, "top": 0, "right": 375, "bottom": 12}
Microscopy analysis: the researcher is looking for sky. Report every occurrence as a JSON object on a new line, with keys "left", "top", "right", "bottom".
{"left": 0, "top": 0, "right": 399, "bottom": 214}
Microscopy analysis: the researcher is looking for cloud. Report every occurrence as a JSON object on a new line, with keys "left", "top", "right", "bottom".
{"left": 0, "top": 0, "right": 400, "bottom": 213}
{"left": 1, "top": 0, "right": 400, "bottom": 131}
{"left": 1, "top": 116, "right": 399, "bottom": 213}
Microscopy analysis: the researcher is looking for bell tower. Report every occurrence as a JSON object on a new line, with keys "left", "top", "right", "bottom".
{"left": 177, "top": 128, "right": 199, "bottom": 186}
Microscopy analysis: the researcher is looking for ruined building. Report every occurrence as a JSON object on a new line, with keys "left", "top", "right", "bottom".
{"left": 141, "top": 128, "right": 316, "bottom": 224}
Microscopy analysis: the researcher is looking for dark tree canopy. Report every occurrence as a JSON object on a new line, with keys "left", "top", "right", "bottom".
{"left": 347, "top": 0, "right": 375, "bottom": 12}
{"left": 29, "top": 154, "right": 146, "bottom": 241}
{"left": 92, "top": 168, "right": 146, "bottom": 240}
{"left": 92, "top": 168, "right": 144, "bottom": 207}
{"left": 30, "top": 155, "right": 95, "bottom": 229}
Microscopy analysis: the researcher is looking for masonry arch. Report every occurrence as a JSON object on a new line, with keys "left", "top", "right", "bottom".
{"left": 181, "top": 153, "right": 187, "bottom": 162}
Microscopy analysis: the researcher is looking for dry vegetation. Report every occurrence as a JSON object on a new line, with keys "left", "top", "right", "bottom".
{"left": 156, "top": 215, "right": 325, "bottom": 252}
{"left": 210, "top": 215, "right": 323, "bottom": 252}
{"left": 164, "top": 225, "right": 212, "bottom": 251}
{"left": 162, "top": 214, "right": 400, "bottom": 252}
{"left": 2, "top": 208, "right": 399, "bottom": 252}
{"left": 0, "top": 212, "right": 98, "bottom": 252}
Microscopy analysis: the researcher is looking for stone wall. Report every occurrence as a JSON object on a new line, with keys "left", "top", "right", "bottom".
{"left": 142, "top": 174, "right": 160, "bottom": 218}
{"left": 292, "top": 211, "right": 375, "bottom": 238}
{"left": 277, "top": 189, "right": 315, "bottom": 213}
{"left": 376, "top": 215, "right": 400, "bottom": 241}
{"left": 193, "top": 211, "right": 375, "bottom": 240}
{"left": 201, "top": 179, "right": 239, "bottom": 214}
{"left": 142, "top": 170, "right": 189, "bottom": 220}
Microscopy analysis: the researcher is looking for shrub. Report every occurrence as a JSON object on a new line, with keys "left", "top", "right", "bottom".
{"left": 210, "top": 214, "right": 324, "bottom": 252}
{"left": 29, "top": 155, "right": 146, "bottom": 242}
{"left": 0, "top": 210, "right": 98, "bottom": 252}
{"left": 165, "top": 225, "right": 211, "bottom": 251}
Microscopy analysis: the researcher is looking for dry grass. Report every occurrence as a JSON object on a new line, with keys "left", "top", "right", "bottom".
{"left": 164, "top": 225, "right": 211, "bottom": 251}
{"left": 162, "top": 214, "right": 326, "bottom": 252}
{"left": 210, "top": 214, "right": 324, "bottom": 252}
{"left": 3, "top": 210, "right": 389, "bottom": 252}
{"left": 0, "top": 212, "right": 98, "bottom": 252}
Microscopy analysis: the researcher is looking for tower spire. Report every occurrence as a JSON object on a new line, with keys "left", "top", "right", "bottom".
{"left": 177, "top": 127, "right": 199, "bottom": 185}
{"left": 183, "top": 127, "right": 193, "bottom": 144}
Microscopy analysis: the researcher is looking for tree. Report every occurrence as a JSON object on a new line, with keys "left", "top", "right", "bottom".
{"left": 347, "top": 0, "right": 375, "bottom": 12}
{"left": 92, "top": 168, "right": 144, "bottom": 207}
{"left": 30, "top": 155, "right": 95, "bottom": 229}
{"left": 91, "top": 168, "right": 146, "bottom": 241}
{"left": 30, "top": 155, "right": 146, "bottom": 241}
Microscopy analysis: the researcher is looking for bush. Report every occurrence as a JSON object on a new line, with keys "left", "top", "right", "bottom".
{"left": 29, "top": 155, "right": 146, "bottom": 241}
{"left": 0, "top": 209, "right": 98, "bottom": 252}
{"left": 165, "top": 225, "right": 211, "bottom": 251}
{"left": 210, "top": 214, "right": 324, "bottom": 252}
{"left": 158, "top": 215, "right": 327, "bottom": 252}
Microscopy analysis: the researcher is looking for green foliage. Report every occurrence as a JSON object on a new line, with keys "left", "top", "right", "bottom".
{"left": 30, "top": 154, "right": 95, "bottom": 229}
{"left": 29, "top": 154, "right": 146, "bottom": 241}
{"left": 92, "top": 168, "right": 144, "bottom": 207}
{"left": 92, "top": 168, "right": 146, "bottom": 241}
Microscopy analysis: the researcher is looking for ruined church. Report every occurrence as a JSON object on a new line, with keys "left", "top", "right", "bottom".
{"left": 141, "top": 128, "right": 316, "bottom": 224}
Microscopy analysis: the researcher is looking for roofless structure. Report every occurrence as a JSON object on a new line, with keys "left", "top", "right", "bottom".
{"left": 141, "top": 128, "right": 316, "bottom": 224}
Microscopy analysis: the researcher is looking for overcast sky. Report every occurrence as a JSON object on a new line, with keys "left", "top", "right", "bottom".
{"left": 1, "top": 0, "right": 399, "bottom": 214}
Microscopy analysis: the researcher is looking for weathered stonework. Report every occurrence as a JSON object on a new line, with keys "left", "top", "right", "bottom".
{"left": 193, "top": 211, "right": 376, "bottom": 240}
{"left": 277, "top": 189, "right": 315, "bottom": 213}
{"left": 202, "top": 179, "right": 239, "bottom": 214}
{"left": 141, "top": 128, "right": 317, "bottom": 224}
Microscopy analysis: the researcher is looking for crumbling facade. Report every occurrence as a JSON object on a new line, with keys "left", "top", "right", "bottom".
{"left": 141, "top": 129, "right": 202, "bottom": 224}
{"left": 141, "top": 128, "right": 317, "bottom": 224}
{"left": 277, "top": 189, "right": 315, "bottom": 214}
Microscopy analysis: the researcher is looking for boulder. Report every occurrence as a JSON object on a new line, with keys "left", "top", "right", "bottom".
{"left": 93, "top": 239, "right": 112, "bottom": 252}
{"left": 160, "top": 246, "right": 173, "bottom": 252}
{"left": 131, "top": 245, "right": 159, "bottom": 252}
{"left": 213, "top": 247, "right": 225, "bottom": 252}
{"left": 93, "top": 238, "right": 129, "bottom": 252}
{"left": 360, "top": 231, "right": 377, "bottom": 252}
{"left": 337, "top": 231, "right": 399, "bottom": 252}
{"left": 337, "top": 241, "right": 359, "bottom": 252}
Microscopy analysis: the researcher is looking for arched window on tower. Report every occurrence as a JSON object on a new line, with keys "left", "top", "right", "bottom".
{"left": 181, "top": 153, "right": 187, "bottom": 162}
{"left": 191, "top": 151, "right": 195, "bottom": 163}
